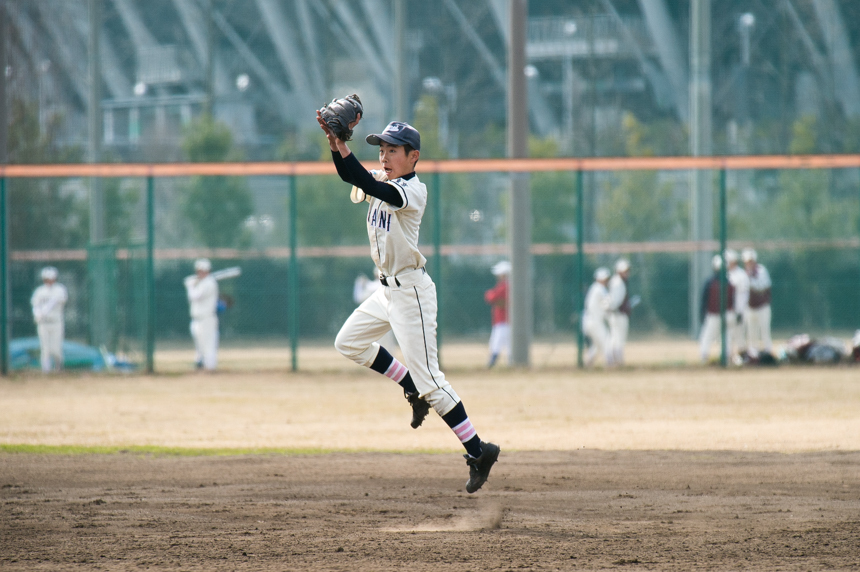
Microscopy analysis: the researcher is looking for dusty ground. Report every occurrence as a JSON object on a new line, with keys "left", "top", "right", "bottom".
{"left": 1, "top": 344, "right": 859, "bottom": 570}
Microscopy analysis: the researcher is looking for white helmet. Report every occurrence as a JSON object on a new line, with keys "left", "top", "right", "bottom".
{"left": 194, "top": 258, "right": 212, "bottom": 272}
{"left": 594, "top": 267, "right": 611, "bottom": 282}
{"left": 712, "top": 255, "right": 722, "bottom": 271}
{"left": 724, "top": 249, "right": 739, "bottom": 263}
{"left": 615, "top": 258, "right": 630, "bottom": 273}
{"left": 741, "top": 248, "right": 757, "bottom": 263}
{"left": 41, "top": 266, "right": 58, "bottom": 281}
{"left": 491, "top": 260, "right": 511, "bottom": 276}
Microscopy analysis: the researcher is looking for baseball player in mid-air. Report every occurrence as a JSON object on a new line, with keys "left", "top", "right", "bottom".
{"left": 184, "top": 258, "right": 219, "bottom": 371}
{"left": 743, "top": 248, "right": 773, "bottom": 358}
{"left": 484, "top": 260, "right": 511, "bottom": 368}
{"left": 317, "top": 99, "right": 500, "bottom": 493}
{"left": 582, "top": 267, "right": 611, "bottom": 367}
{"left": 607, "top": 258, "right": 632, "bottom": 366}
{"left": 30, "top": 266, "right": 68, "bottom": 372}
{"left": 698, "top": 255, "right": 736, "bottom": 363}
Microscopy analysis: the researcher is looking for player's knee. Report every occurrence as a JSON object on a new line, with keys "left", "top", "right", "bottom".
{"left": 333, "top": 332, "right": 351, "bottom": 358}
{"left": 334, "top": 331, "right": 364, "bottom": 360}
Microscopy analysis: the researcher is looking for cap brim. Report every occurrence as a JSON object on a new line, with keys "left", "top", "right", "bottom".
{"left": 366, "top": 133, "right": 405, "bottom": 146}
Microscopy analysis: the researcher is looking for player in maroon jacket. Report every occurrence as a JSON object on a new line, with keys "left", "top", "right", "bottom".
{"left": 699, "top": 255, "right": 736, "bottom": 362}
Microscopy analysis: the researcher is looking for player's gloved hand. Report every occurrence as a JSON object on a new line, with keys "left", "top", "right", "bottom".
{"left": 318, "top": 94, "right": 363, "bottom": 141}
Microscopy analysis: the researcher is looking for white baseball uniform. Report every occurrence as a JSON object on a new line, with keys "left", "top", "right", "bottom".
{"left": 353, "top": 273, "right": 398, "bottom": 350}
{"left": 31, "top": 282, "right": 68, "bottom": 372}
{"left": 607, "top": 274, "right": 629, "bottom": 366}
{"left": 185, "top": 274, "right": 219, "bottom": 370}
{"left": 334, "top": 167, "right": 461, "bottom": 417}
{"left": 727, "top": 264, "right": 749, "bottom": 358}
{"left": 746, "top": 263, "right": 773, "bottom": 357}
{"left": 582, "top": 280, "right": 610, "bottom": 366}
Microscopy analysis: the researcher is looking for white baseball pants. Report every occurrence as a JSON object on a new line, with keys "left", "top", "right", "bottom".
{"left": 607, "top": 312, "right": 629, "bottom": 365}
{"left": 335, "top": 270, "right": 461, "bottom": 417}
{"left": 582, "top": 316, "right": 609, "bottom": 366}
{"left": 745, "top": 305, "right": 772, "bottom": 357}
{"left": 190, "top": 315, "right": 219, "bottom": 370}
{"left": 487, "top": 323, "right": 510, "bottom": 361}
{"left": 37, "top": 321, "right": 64, "bottom": 372}
{"left": 699, "top": 311, "right": 735, "bottom": 362}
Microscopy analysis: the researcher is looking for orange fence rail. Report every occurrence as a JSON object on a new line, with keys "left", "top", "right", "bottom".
{"left": 3, "top": 153, "right": 860, "bottom": 178}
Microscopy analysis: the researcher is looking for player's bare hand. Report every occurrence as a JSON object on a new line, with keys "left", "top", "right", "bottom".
{"left": 316, "top": 110, "right": 339, "bottom": 149}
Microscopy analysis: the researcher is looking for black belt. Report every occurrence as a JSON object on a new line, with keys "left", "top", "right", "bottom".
{"left": 380, "top": 267, "right": 425, "bottom": 287}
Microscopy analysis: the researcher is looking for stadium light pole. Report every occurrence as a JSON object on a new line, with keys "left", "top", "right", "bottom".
{"left": 719, "top": 168, "right": 728, "bottom": 367}
{"left": 0, "top": 0, "right": 7, "bottom": 376}
{"left": 689, "top": 0, "right": 714, "bottom": 339}
{"left": 576, "top": 169, "right": 585, "bottom": 369}
{"left": 288, "top": 175, "right": 298, "bottom": 372}
{"left": 145, "top": 176, "right": 155, "bottom": 374}
{"left": 431, "top": 171, "right": 442, "bottom": 361}
{"left": 507, "top": 0, "right": 532, "bottom": 367}
{"left": 0, "top": 176, "right": 7, "bottom": 376}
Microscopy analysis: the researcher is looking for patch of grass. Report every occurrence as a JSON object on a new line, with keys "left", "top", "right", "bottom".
{"left": 0, "top": 444, "right": 452, "bottom": 456}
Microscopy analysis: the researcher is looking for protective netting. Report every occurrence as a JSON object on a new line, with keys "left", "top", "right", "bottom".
{"left": 5, "top": 165, "right": 859, "bottom": 372}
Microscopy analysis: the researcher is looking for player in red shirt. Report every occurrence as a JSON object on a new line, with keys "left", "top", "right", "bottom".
{"left": 484, "top": 261, "right": 511, "bottom": 368}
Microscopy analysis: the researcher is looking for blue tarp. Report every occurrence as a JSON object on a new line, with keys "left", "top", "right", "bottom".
{"left": 9, "top": 337, "right": 107, "bottom": 371}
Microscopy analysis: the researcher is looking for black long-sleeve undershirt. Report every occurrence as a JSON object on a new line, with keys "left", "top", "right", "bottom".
{"left": 331, "top": 150, "right": 405, "bottom": 208}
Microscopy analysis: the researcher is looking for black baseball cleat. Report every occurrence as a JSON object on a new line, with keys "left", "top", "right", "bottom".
{"left": 464, "top": 441, "right": 501, "bottom": 493}
{"left": 404, "top": 390, "right": 431, "bottom": 429}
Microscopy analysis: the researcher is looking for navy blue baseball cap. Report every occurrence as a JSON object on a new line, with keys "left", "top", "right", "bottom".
{"left": 366, "top": 121, "right": 421, "bottom": 151}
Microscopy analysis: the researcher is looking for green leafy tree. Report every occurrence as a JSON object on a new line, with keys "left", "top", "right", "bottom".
{"left": 7, "top": 99, "right": 88, "bottom": 249}
{"left": 595, "top": 113, "right": 689, "bottom": 330}
{"left": 596, "top": 113, "right": 687, "bottom": 242}
{"left": 766, "top": 116, "right": 858, "bottom": 328}
{"left": 181, "top": 116, "right": 253, "bottom": 248}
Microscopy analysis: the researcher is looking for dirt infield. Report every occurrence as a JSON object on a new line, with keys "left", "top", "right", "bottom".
{"left": 2, "top": 360, "right": 859, "bottom": 570}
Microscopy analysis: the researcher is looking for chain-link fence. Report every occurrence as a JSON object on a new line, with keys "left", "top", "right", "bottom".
{"left": 3, "top": 157, "right": 859, "bottom": 373}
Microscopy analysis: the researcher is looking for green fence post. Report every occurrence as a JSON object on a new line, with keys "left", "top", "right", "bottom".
{"left": 0, "top": 176, "right": 8, "bottom": 375}
{"left": 145, "top": 175, "right": 155, "bottom": 373}
{"left": 719, "top": 168, "right": 728, "bottom": 367}
{"left": 288, "top": 175, "right": 298, "bottom": 372}
{"left": 432, "top": 171, "right": 442, "bottom": 353}
{"left": 576, "top": 169, "right": 584, "bottom": 369}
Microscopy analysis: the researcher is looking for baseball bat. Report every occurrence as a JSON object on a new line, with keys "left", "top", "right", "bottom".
{"left": 211, "top": 266, "right": 242, "bottom": 281}
{"left": 184, "top": 266, "right": 242, "bottom": 284}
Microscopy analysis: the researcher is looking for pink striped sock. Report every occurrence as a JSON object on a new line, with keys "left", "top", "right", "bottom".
{"left": 383, "top": 358, "right": 408, "bottom": 384}
{"left": 452, "top": 418, "right": 477, "bottom": 444}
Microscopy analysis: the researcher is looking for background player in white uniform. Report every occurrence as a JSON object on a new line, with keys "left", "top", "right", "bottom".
{"left": 30, "top": 266, "right": 68, "bottom": 372}
{"left": 582, "top": 267, "right": 611, "bottom": 367}
{"left": 184, "top": 258, "right": 219, "bottom": 371}
{"left": 724, "top": 249, "right": 749, "bottom": 361}
{"left": 743, "top": 248, "right": 773, "bottom": 358}
{"left": 607, "top": 258, "right": 632, "bottom": 366}
{"left": 698, "top": 255, "right": 736, "bottom": 363}
{"left": 318, "top": 111, "right": 499, "bottom": 493}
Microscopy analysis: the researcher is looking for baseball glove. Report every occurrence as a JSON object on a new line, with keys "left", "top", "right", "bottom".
{"left": 319, "top": 94, "right": 363, "bottom": 141}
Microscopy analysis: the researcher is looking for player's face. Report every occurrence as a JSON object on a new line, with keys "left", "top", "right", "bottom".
{"left": 379, "top": 142, "right": 418, "bottom": 179}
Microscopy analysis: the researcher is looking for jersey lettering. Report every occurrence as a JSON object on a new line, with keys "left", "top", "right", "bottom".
{"left": 368, "top": 206, "right": 392, "bottom": 232}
